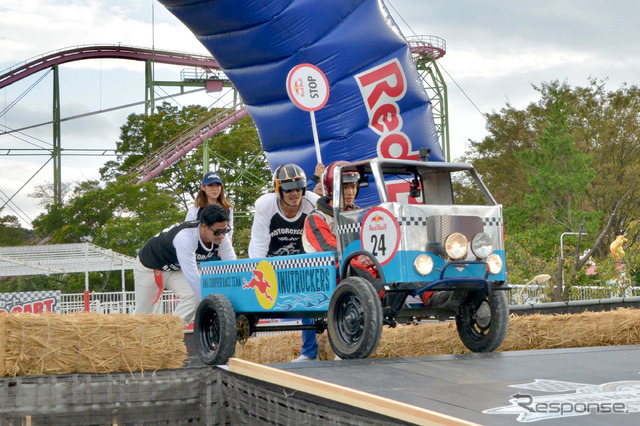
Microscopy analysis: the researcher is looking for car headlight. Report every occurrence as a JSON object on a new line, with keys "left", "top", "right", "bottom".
{"left": 414, "top": 254, "right": 433, "bottom": 276}
{"left": 471, "top": 233, "right": 494, "bottom": 258}
{"left": 445, "top": 232, "right": 468, "bottom": 260}
{"left": 487, "top": 254, "right": 503, "bottom": 274}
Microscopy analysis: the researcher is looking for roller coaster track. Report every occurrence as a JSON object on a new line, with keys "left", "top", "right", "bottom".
{"left": 0, "top": 44, "right": 220, "bottom": 89}
{"left": 1, "top": 44, "right": 250, "bottom": 184}
{"left": 2, "top": 39, "right": 446, "bottom": 183}
{"left": 130, "top": 105, "right": 249, "bottom": 184}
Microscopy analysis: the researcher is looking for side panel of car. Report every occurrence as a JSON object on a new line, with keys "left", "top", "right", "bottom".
{"left": 199, "top": 252, "right": 337, "bottom": 313}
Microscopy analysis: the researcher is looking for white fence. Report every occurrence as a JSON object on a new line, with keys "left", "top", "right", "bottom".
{"left": 59, "top": 285, "right": 640, "bottom": 314}
{"left": 508, "top": 284, "right": 640, "bottom": 305}
{"left": 59, "top": 291, "right": 178, "bottom": 315}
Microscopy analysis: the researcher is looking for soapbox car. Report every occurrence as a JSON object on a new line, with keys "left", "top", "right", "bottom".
{"left": 195, "top": 153, "right": 509, "bottom": 365}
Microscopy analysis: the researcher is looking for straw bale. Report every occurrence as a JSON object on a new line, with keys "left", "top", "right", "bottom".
{"left": 234, "top": 308, "right": 640, "bottom": 364}
{"left": 0, "top": 312, "right": 186, "bottom": 376}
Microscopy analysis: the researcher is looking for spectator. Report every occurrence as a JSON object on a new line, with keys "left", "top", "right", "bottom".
{"left": 186, "top": 171, "right": 234, "bottom": 240}
{"left": 134, "top": 204, "right": 236, "bottom": 325}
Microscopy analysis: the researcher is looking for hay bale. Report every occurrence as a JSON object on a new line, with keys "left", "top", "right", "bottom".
{"left": 0, "top": 313, "right": 186, "bottom": 376}
{"left": 233, "top": 308, "right": 640, "bottom": 364}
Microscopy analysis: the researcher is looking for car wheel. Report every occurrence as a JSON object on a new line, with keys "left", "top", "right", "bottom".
{"left": 194, "top": 294, "right": 237, "bottom": 365}
{"left": 327, "top": 276, "right": 383, "bottom": 359}
{"left": 455, "top": 290, "right": 509, "bottom": 352}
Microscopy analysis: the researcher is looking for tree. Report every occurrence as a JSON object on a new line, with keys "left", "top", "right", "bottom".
{"left": 19, "top": 103, "right": 271, "bottom": 293}
{"left": 0, "top": 213, "right": 34, "bottom": 246}
{"left": 464, "top": 79, "right": 640, "bottom": 298}
{"left": 31, "top": 177, "right": 182, "bottom": 254}
{"left": 522, "top": 92, "right": 596, "bottom": 229}
{"left": 101, "top": 103, "right": 270, "bottom": 256}
{"left": 28, "top": 182, "right": 72, "bottom": 207}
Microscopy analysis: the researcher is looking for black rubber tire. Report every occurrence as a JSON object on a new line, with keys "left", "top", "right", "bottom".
{"left": 194, "top": 294, "right": 237, "bottom": 365}
{"left": 455, "top": 290, "right": 509, "bottom": 353}
{"left": 327, "top": 276, "right": 383, "bottom": 359}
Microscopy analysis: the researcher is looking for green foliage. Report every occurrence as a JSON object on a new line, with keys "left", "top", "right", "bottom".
{"left": 465, "top": 79, "right": 640, "bottom": 297}
{"left": 11, "top": 103, "right": 270, "bottom": 293}
{"left": 504, "top": 232, "right": 557, "bottom": 287}
{"left": 101, "top": 103, "right": 270, "bottom": 256}
{"left": 0, "top": 214, "right": 34, "bottom": 246}
{"left": 31, "top": 177, "right": 182, "bottom": 255}
{"left": 521, "top": 91, "right": 596, "bottom": 229}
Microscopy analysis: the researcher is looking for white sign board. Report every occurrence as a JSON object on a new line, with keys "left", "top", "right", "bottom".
{"left": 360, "top": 207, "right": 401, "bottom": 266}
{"left": 286, "top": 64, "right": 330, "bottom": 112}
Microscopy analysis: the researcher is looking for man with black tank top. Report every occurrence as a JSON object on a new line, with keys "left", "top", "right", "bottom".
{"left": 133, "top": 204, "right": 236, "bottom": 325}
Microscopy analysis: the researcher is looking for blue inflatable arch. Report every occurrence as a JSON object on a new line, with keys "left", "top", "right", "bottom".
{"left": 159, "top": 0, "right": 443, "bottom": 191}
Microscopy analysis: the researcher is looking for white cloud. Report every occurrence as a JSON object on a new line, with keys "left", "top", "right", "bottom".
{"left": 1, "top": 0, "right": 207, "bottom": 71}
{"left": 4, "top": 0, "right": 640, "bottom": 229}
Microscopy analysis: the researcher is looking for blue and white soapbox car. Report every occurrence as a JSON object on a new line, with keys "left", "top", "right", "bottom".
{"left": 195, "top": 154, "right": 510, "bottom": 365}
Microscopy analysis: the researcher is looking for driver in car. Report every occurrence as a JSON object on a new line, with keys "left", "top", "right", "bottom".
{"left": 296, "top": 161, "right": 381, "bottom": 361}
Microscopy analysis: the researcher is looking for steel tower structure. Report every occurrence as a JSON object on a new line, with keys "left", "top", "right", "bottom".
{"left": 0, "top": 44, "right": 226, "bottom": 205}
{"left": 407, "top": 36, "right": 450, "bottom": 161}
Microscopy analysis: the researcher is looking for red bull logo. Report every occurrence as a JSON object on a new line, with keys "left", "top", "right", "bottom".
{"left": 355, "top": 58, "right": 418, "bottom": 161}
{"left": 293, "top": 78, "right": 305, "bottom": 97}
{"left": 371, "top": 214, "right": 384, "bottom": 223}
{"left": 242, "top": 260, "right": 278, "bottom": 309}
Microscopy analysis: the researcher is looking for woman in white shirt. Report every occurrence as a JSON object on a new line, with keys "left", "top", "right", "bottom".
{"left": 186, "top": 171, "right": 234, "bottom": 239}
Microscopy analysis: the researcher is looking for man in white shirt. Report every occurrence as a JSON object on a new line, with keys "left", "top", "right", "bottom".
{"left": 249, "top": 163, "right": 320, "bottom": 258}
{"left": 134, "top": 204, "right": 236, "bottom": 325}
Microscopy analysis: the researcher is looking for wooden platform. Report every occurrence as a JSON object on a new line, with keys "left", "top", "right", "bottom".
{"left": 272, "top": 345, "right": 640, "bottom": 425}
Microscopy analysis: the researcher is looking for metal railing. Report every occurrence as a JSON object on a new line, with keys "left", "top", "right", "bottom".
{"left": 509, "top": 284, "right": 640, "bottom": 305}
{"left": 59, "top": 290, "right": 177, "bottom": 315}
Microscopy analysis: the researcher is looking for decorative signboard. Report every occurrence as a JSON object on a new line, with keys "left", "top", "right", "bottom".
{"left": 0, "top": 290, "right": 61, "bottom": 313}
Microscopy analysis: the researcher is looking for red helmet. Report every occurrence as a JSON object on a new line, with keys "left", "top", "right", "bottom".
{"left": 273, "top": 163, "right": 307, "bottom": 198}
{"left": 322, "top": 161, "right": 360, "bottom": 198}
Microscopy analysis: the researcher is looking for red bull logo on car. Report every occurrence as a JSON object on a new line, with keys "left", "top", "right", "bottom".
{"left": 242, "top": 260, "right": 278, "bottom": 309}
{"left": 371, "top": 214, "right": 384, "bottom": 223}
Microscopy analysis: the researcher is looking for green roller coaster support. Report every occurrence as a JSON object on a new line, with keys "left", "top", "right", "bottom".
{"left": 53, "top": 64, "right": 62, "bottom": 204}
{"left": 416, "top": 57, "right": 450, "bottom": 161}
{"left": 203, "top": 139, "right": 210, "bottom": 174}
{"left": 145, "top": 60, "right": 154, "bottom": 116}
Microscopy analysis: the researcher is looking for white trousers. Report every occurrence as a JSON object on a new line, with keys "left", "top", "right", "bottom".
{"left": 133, "top": 257, "right": 199, "bottom": 325}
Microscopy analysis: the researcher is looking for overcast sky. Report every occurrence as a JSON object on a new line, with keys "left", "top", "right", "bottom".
{"left": 2, "top": 0, "right": 640, "bottom": 229}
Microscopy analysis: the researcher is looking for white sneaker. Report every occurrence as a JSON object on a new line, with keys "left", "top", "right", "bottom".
{"left": 291, "top": 354, "right": 316, "bottom": 362}
{"left": 334, "top": 355, "right": 342, "bottom": 361}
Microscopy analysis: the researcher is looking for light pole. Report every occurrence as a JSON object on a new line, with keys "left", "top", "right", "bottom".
{"left": 560, "top": 232, "right": 588, "bottom": 293}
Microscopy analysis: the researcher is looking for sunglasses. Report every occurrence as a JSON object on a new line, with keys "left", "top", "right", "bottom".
{"left": 208, "top": 225, "right": 232, "bottom": 236}
{"left": 283, "top": 187, "right": 303, "bottom": 194}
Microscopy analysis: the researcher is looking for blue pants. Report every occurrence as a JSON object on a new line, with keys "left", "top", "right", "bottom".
{"left": 301, "top": 318, "right": 318, "bottom": 359}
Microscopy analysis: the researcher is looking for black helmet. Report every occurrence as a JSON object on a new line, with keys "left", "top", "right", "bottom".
{"left": 273, "top": 163, "right": 307, "bottom": 198}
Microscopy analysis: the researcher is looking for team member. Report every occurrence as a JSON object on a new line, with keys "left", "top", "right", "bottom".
{"left": 134, "top": 204, "right": 236, "bottom": 325}
{"left": 186, "top": 171, "right": 234, "bottom": 239}
{"left": 309, "top": 163, "right": 325, "bottom": 196}
{"left": 297, "top": 161, "right": 361, "bottom": 361}
{"left": 248, "top": 163, "right": 320, "bottom": 258}
{"left": 302, "top": 161, "right": 359, "bottom": 254}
